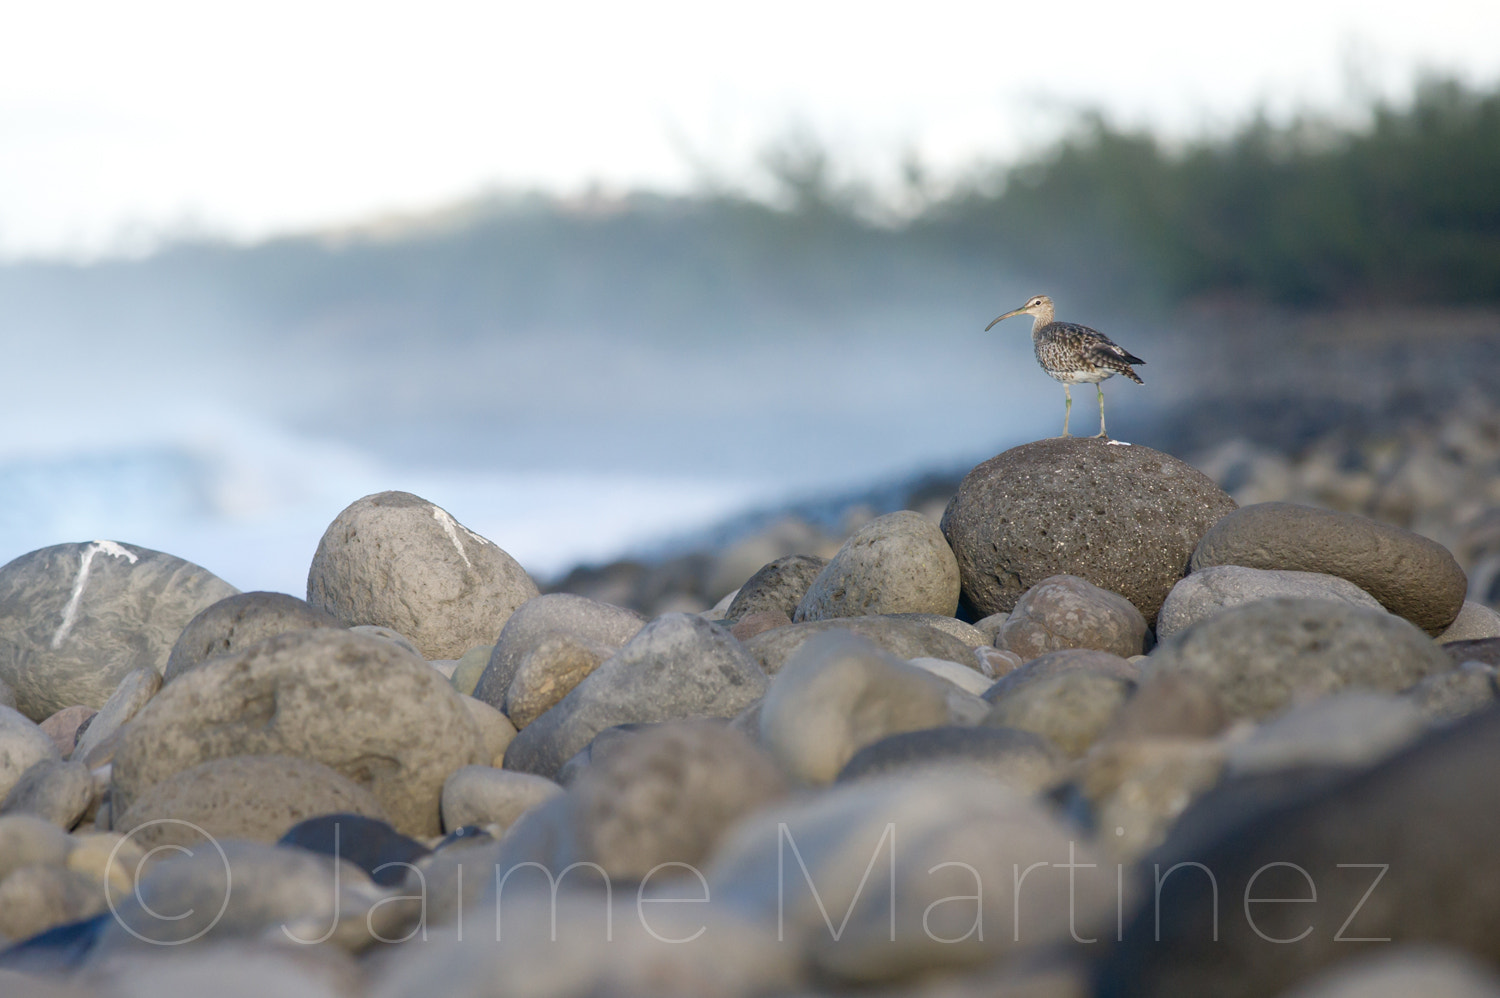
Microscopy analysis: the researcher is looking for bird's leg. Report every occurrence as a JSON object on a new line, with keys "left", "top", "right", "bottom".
{"left": 1094, "top": 383, "right": 1108, "bottom": 438}
{"left": 1061, "top": 385, "right": 1072, "bottom": 437}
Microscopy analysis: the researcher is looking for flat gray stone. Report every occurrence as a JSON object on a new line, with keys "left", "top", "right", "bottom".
{"left": 794, "top": 511, "right": 960, "bottom": 621}
{"left": 1438, "top": 600, "right": 1500, "bottom": 643}
{"left": 164, "top": 591, "right": 343, "bottom": 682}
{"left": 1191, "top": 501, "right": 1468, "bottom": 634}
{"left": 0, "top": 541, "right": 237, "bottom": 719}
{"left": 307, "top": 491, "right": 539, "bottom": 660}
{"left": 1158, "top": 565, "right": 1384, "bottom": 640}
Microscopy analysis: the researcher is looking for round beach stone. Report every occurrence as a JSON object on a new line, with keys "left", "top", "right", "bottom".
{"left": 502, "top": 614, "right": 767, "bottom": 779}
{"left": 1438, "top": 600, "right": 1500, "bottom": 643}
{"left": 1225, "top": 692, "right": 1426, "bottom": 776}
{"left": 471, "top": 593, "right": 645, "bottom": 709}
{"left": 1190, "top": 501, "right": 1468, "bottom": 634}
{"left": 164, "top": 591, "right": 343, "bottom": 682}
{"left": 758, "top": 631, "right": 960, "bottom": 784}
{"left": 0, "top": 814, "right": 73, "bottom": 883}
{"left": 1157, "top": 565, "right": 1384, "bottom": 640}
{"left": 1144, "top": 597, "right": 1455, "bottom": 721}
{"left": 307, "top": 491, "right": 539, "bottom": 660}
{"left": 997, "top": 574, "right": 1148, "bottom": 660}
{"left": 111, "top": 629, "right": 486, "bottom": 836}
{"left": 724, "top": 554, "right": 829, "bottom": 622}
{"left": 1405, "top": 662, "right": 1500, "bottom": 724}
{"left": 502, "top": 633, "right": 616, "bottom": 728}
{"left": 0, "top": 541, "right": 238, "bottom": 720}
{"left": 114, "top": 755, "right": 389, "bottom": 848}
{"left": 0, "top": 864, "right": 106, "bottom": 942}
{"left": 886, "top": 613, "right": 989, "bottom": 648}
{"left": 0, "top": 706, "right": 60, "bottom": 802}
{"left": 0, "top": 760, "right": 94, "bottom": 829}
{"left": 793, "top": 511, "right": 960, "bottom": 622}
{"left": 1078, "top": 737, "right": 1226, "bottom": 861}
{"left": 448, "top": 644, "right": 493, "bottom": 697}
{"left": 1097, "top": 673, "right": 1228, "bottom": 742}
{"left": 37, "top": 705, "right": 94, "bottom": 760}
{"left": 70, "top": 665, "right": 159, "bottom": 764}
{"left": 440, "top": 766, "right": 561, "bottom": 832}
{"left": 906, "top": 657, "right": 994, "bottom": 696}
{"left": 835, "top": 725, "right": 1064, "bottom": 793}
{"left": 941, "top": 438, "right": 1237, "bottom": 625}
{"left": 741, "top": 615, "right": 977, "bottom": 676}
{"left": 983, "top": 648, "right": 1139, "bottom": 701}
{"left": 461, "top": 695, "right": 516, "bottom": 766}
{"left": 984, "top": 671, "right": 1135, "bottom": 757}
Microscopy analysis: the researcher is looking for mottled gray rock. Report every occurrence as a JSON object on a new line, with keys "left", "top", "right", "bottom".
{"left": 502, "top": 633, "right": 615, "bottom": 728}
{"left": 440, "top": 766, "right": 562, "bottom": 832}
{"left": 976, "top": 645, "right": 1025, "bottom": 680}
{"left": 985, "top": 671, "right": 1135, "bottom": 757}
{"left": 0, "top": 760, "right": 94, "bottom": 828}
{"left": 307, "top": 491, "right": 539, "bottom": 660}
{"left": 1405, "top": 662, "right": 1500, "bottom": 724}
{"left": 758, "top": 631, "right": 967, "bottom": 784}
{"left": 448, "top": 644, "right": 493, "bottom": 697}
{"left": 907, "top": 656, "right": 994, "bottom": 695}
{"left": 1191, "top": 501, "right": 1468, "bottom": 634}
{"left": 1101, "top": 707, "right": 1500, "bottom": 998}
{"left": 471, "top": 593, "right": 645, "bottom": 709}
{"left": 0, "top": 814, "right": 73, "bottom": 882}
{"left": 37, "top": 705, "right": 94, "bottom": 760}
{"left": 461, "top": 695, "right": 516, "bottom": 766}
{"left": 111, "top": 629, "right": 486, "bottom": 836}
{"left": 0, "top": 541, "right": 238, "bottom": 720}
{"left": 0, "top": 864, "right": 106, "bottom": 941}
{"left": 1144, "top": 598, "right": 1454, "bottom": 721}
{"left": 71, "top": 666, "right": 159, "bottom": 763}
{"left": 741, "top": 615, "right": 977, "bottom": 676}
{"left": 998, "top": 574, "right": 1148, "bottom": 660}
{"left": 503, "top": 614, "right": 767, "bottom": 779}
{"left": 942, "top": 438, "right": 1236, "bottom": 625}
{"left": 835, "top": 725, "right": 1065, "bottom": 793}
{"left": 708, "top": 774, "right": 1113, "bottom": 983}
{"left": 1098, "top": 674, "right": 1228, "bottom": 742}
{"left": 730, "top": 609, "right": 792, "bottom": 641}
{"left": 974, "top": 611, "right": 1010, "bottom": 645}
{"left": 1276, "top": 948, "right": 1500, "bottom": 998}
{"left": 114, "top": 755, "right": 390, "bottom": 848}
{"left": 724, "top": 554, "right": 829, "bottom": 622}
{"left": 794, "top": 511, "right": 960, "bottom": 621}
{"left": 887, "top": 612, "right": 989, "bottom": 648}
{"left": 1226, "top": 692, "right": 1427, "bottom": 775}
{"left": 1438, "top": 600, "right": 1500, "bottom": 643}
{"left": 94, "top": 840, "right": 398, "bottom": 954}
{"left": 984, "top": 648, "right": 1139, "bottom": 701}
{"left": 1158, "top": 565, "right": 1384, "bottom": 640}
{"left": 348, "top": 624, "right": 421, "bottom": 657}
{"left": 164, "top": 591, "right": 343, "bottom": 682}
{"left": 0, "top": 705, "right": 60, "bottom": 801}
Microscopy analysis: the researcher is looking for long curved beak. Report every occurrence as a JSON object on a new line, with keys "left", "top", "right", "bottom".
{"left": 985, "top": 308, "right": 1025, "bottom": 332}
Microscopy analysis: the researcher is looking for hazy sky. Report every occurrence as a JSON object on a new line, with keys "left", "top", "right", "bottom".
{"left": 3, "top": 0, "right": 1498, "bottom": 257}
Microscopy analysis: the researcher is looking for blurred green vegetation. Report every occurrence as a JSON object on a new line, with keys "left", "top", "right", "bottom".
{"left": 916, "top": 75, "right": 1500, "bottom": 306}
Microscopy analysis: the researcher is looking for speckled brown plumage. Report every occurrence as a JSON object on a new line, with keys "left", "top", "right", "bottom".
{"left": 986, "top": 294, "right": 1145, "bottom": 437}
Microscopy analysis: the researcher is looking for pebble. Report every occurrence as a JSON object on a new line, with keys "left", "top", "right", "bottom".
{"left": 1275, "top": 948, "right": 1500, "bottom": 998}
{"left": 835, "top": 725, "right": 1064, "bottom": 793}
{"left": 0, "top": 541, "right": 236, "bottom": 720}
{"left": 1224, "top": 692, "right": 1427, "bottom": 775}
{"left": 36, "top": 707, "right": 95, "bottom": 761}
{"left": 71, "top": 666, "right": 160, "bottom": 763}
{"left": 998, "top": 574, "right": 1149, "bottom": 659}
{"left": 502, "top": 632, "right": 615, "bottom": 728}
{"left": 0, "top": 760, "right": 95, "bottom": 829}
{"left": 0, "top": 865, "right": 107, "bottom": 942}
{"left": 0, "top": 814, "right": 74, "bottom": 882}
{"left": 984, "top": 648, "right": 1140, "bottom": 700}
{"left": 470, "top": 592, "right": 645, "bottom": 709}
{"left": 447, "top": 643, "right": 493, "bottom": 697}
{"left": 0, "top": 706, "right": 61, "bottom": 801}
{"left": 941, "top": 437, "right": 1237, "bottom": 625}
{"left": 1077, "top": 737, "right": 1226, "bottom": 860}
{"left": 729, "top": 608, "right": 792, "bottom": 641}
{"left": 724, "top": 553, "right": 829, "bottom": 622}
{"left": 984, "top": 671, "right": 1135, "bottom": 758}
{"left": 793, "top": 510, "right": 960, "bottom": 621}
{"left": 163, "top": 590, "right": 343, "bottom": 682}
{"left": 1438, "top": 600, "right": 1500, "bottom": 643}
{"left": 1190, "top": 500, "right": 1469, "bottom": 634}
{"left": 306, "top": 490, "right": 539, "bottom": 660}
{"left": 460, "top": 695, "right": 516, "bottom": 766}
{"left": 1405, "top": 662, "right": 1500, "bottom": 724}
{"left": 440, "top": 766, "right": 562, "bottom": 832}
{"left": 1157, "top": 564, "right": 1384, "bottom": 640}
{"left": 906, "top": 656, "right": 995, "bottom": 695}
{"left": 741, "top": 614, "right": 977, "bottom": 676}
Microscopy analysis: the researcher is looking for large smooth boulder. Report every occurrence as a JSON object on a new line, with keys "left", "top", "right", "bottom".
{"left": 114, "top": 755, "right": 390, "bottom": 848}
{"left": 724, "top": 554, "right": 828, "bottom": 622}
{"left": 0, "top": 541, "right": 238, "bottom": 719}
{"left": 502, "top": 614, "right": 767, "bottom": 778}
{"left": 111, "top": 629, "right": 486, "bottom": 836}
{"left": 997, "top": 574, "right": 1149, "bottom": 659}
{"left": 164, "top": 591, "right": 343, "bottom": 681}
{"left": 741, "top": 616, "right": 977, "bottom": 676}
{"left": 471, "top": 593, "right": 645, "bottom": 709}
{"left": 1158, "top": 565, "right": 1384, "bottom": 640}
{"left": 1190, "top": 501, "right": 1468, "bottom": 634}
{"left": 1144, "top": 597, "right": 1455, "bottom": 721}
{"left": 307, "top": 491, "right": 539, "bottom": 660}
{"left": 942, "top": 438, "right": 1236, "bottom": 624}
{"left": 794, "top": 511, "right": 960, "bottom": 621}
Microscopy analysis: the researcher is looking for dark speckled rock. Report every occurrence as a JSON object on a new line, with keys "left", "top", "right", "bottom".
{"left": 941, "top": 438, "right": 1236, "bottom": 625}
{"left": 724, "top": 555, "right": 829, "bottom": 623}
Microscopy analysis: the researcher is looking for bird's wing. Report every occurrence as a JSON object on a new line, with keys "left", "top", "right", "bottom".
{"left": 1057, "top": 323, "right": 1145, "bottom": 366}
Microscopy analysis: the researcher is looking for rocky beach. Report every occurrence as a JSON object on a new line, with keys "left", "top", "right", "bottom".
{"left": 1, "top": 335, "right": 1499, "bottom": 997}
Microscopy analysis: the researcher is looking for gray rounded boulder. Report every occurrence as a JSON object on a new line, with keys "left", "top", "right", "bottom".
{"left": 1143, "top": 597, "right": 1454, "bottom": 721}
{"left": 997, "top": 574, "right": 1148, "bottom": 660}
{"left": 0, "top": 541, "right": 238, "bottom": 719}
{"left": 1157, "top": 565, "right": 1384, "bottom": 640}
{"left": 165, "top": 591, "right": 343, "bottom": 681}
{"left": 794, "top": 511, "right": 960, "bottom": 622}
{"left": 471, "top": 593, "right": 645, "bottom": 710}
{"left": 941, "top": 438, "right": 1236, "bottom": 625}
{"left": 1190, "top": 501, "right": 1468, "bottom": 634}
{"left": 111, "top": 629, "right": 487, "bottom": 836}
{"left": 307, "top": 491, "right": 539, "bottom": 660}
{"left": 724, "top": 554, "right": 829, "bottom": 622}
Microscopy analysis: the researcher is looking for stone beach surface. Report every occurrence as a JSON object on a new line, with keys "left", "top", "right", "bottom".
{"left": 0, "top": 398, "right": 1498, "bottom": 996}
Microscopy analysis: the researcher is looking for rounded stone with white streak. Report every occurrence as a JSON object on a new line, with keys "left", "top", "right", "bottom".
{"left": 0, "top": 541, "right": 238, "bottom": 720}
{"left": 307, "top": 492, "right": 539, "bottom": 661}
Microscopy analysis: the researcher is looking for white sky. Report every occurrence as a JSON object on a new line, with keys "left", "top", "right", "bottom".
{"left": 2, "top": 0, "right": 1498, "bottom": 257}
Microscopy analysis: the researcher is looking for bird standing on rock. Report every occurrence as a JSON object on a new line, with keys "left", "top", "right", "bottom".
{"left": 987, "top": 294, "right": 1145, "bottom": 438}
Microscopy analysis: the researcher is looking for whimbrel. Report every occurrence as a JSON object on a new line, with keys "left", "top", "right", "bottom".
{"left": 986, "top": 294, "right": 1145, "bottom": 438}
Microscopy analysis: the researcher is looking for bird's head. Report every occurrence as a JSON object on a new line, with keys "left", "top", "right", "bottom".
{"left": 986, "top": 294, "right": 1053, "bottom": 331}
